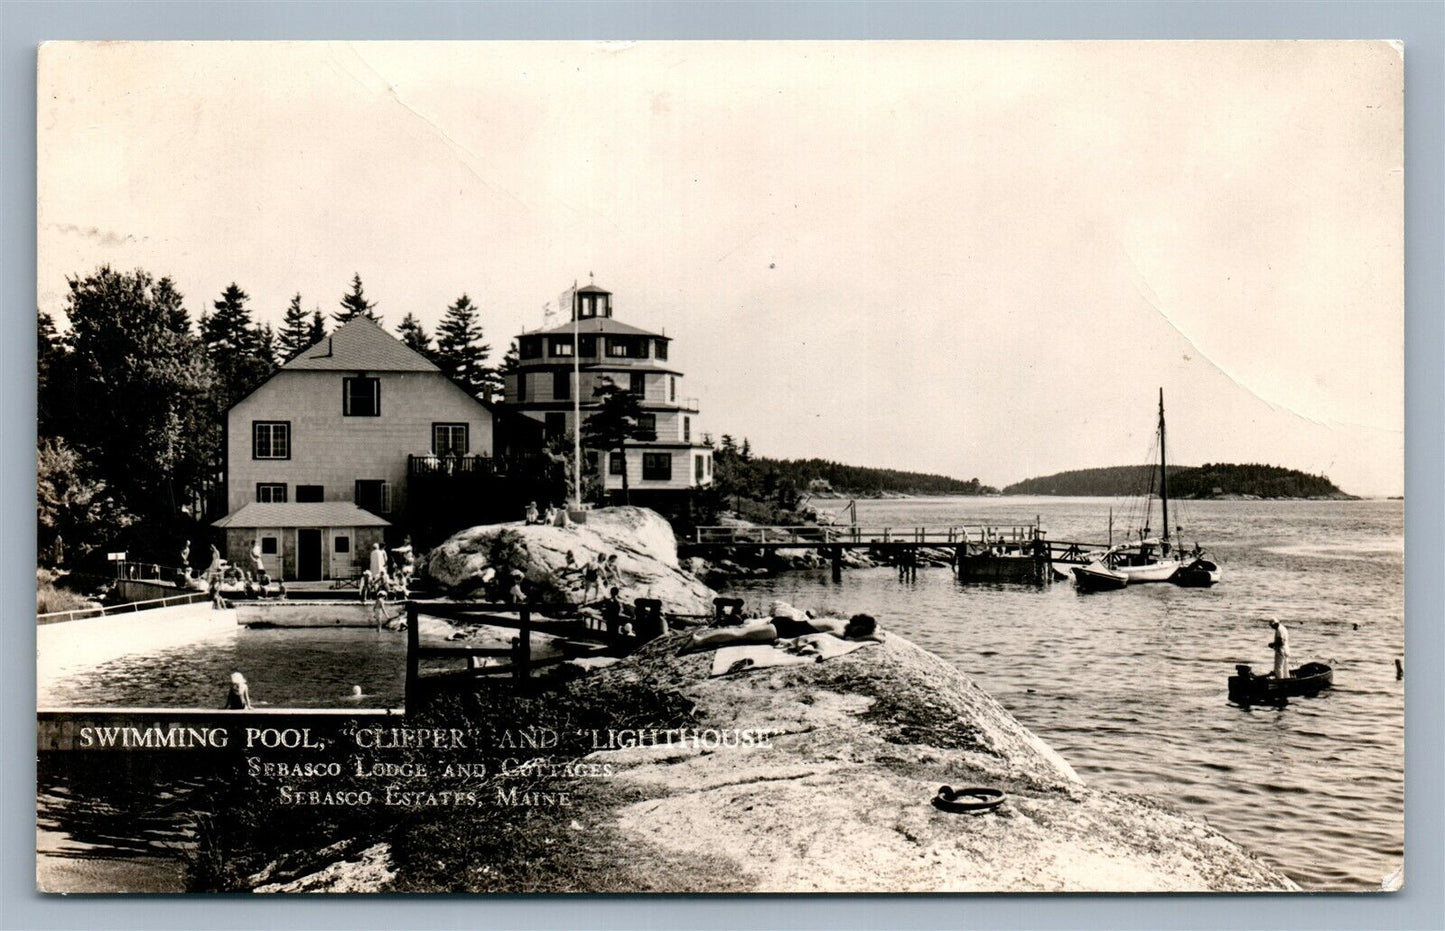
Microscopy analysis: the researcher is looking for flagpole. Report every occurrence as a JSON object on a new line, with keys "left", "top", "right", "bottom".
{"left": 571, "top": 282, "right": 583, "bottom": 510}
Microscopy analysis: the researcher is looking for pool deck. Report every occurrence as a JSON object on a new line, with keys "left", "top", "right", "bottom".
{"left": 37, "top": 602, "right": 237, "bottom": 696}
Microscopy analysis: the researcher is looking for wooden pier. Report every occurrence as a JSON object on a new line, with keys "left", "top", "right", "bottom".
{"left": 683, "top": 525, "right": 1110, "bottom": 582}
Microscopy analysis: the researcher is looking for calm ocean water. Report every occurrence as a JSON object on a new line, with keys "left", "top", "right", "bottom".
{"left": 722, "top": 496, "right": 1405, "bottom": 891}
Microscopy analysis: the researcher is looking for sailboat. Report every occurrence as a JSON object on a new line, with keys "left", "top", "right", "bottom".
{"left": 1073, "top": 390, "right": 1220, "bottom": 589}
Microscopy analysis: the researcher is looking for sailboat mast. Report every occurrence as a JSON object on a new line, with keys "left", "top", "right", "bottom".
{"left": 1158, "top": 388, "right": 1169, "bottom": 545}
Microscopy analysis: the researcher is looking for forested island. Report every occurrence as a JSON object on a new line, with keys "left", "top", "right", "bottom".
{"left": 1001, "top": 463, "right": 1354, "bottom": 499}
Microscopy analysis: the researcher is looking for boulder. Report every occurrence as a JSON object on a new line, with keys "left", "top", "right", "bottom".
{"left": 422, "top": 507, "right": 718, "bottom": 616}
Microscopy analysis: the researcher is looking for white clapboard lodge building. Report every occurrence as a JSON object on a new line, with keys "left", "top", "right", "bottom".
{"left": 213, "top": 317, "right": 545, "bottom": 580}
{"left": 504, "top": 283, "right": 714, "bottom": 504}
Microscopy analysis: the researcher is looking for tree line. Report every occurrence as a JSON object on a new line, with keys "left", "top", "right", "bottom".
{"left": 37, "top": 265, "right": 512, "bottom": 571}
{"left": 1001, "top": 463, "right": 1347, "bottom": 498}
{"left": 692, "top": 435, "right": 995, "bottom": 527}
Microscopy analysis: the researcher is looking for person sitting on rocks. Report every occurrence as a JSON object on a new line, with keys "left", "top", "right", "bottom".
{"left": 685, "top": 612, "right": 885, "bottom": 652}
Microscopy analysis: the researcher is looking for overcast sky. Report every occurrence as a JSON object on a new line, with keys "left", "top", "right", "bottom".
{"left": 38, "top": 41, "right": 1404, "bottom": 495}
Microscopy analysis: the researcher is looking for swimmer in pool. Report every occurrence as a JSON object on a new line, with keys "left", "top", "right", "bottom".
{"left": 224, "top": 672, "right": 251, "bottom": 709}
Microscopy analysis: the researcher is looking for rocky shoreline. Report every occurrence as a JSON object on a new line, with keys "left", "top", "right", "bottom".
{"left": 267, "top": 508, "right": 1297, "bottom": 893}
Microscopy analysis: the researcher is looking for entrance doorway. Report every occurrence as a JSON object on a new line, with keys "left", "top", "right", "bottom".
{"left": 297, "top": 529, "right": 323, "bottom": 581}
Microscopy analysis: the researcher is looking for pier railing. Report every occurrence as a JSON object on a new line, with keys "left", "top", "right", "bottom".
{"left": 692, "top": 525, "right": 1043, "bottom": 546}
{"left": 37, "top": 590, "right": 213, "bottom": 625}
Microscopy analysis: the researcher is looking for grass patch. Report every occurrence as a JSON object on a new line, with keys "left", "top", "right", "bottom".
{"left": 37, "top": 579, "right": 97, "bottom": 615}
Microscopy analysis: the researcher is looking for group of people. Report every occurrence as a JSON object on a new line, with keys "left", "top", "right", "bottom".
{"left": 360, "top": 537, "right": 415, "bottom": 602}
{"left": 524, "top": 500, "right": 570, "bottom": 528}
{"left": 557, "top": 550, "right": 624, "bottom": 604}
{"left": 686, "top": 600, "right": 886, "bottom": 651}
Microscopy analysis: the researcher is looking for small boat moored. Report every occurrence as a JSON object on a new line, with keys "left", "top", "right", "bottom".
{"left": 1071, "top": 561, "right": 1129, "bottom": 592}
{"left": 1228, "top": 662, "right": 1333, "bottom": 704}
{"left": 1171, "top": 557, "right": 1221, "bottom": 587}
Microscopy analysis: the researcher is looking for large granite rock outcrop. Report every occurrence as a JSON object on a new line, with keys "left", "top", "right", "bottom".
{"left": 422, "top": 507, "right": 717, "bottom": 615}
{"left": 554, "top": 631, "right": 1298, "bottom": 893}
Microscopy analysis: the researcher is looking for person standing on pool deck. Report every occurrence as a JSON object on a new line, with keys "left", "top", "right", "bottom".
{"left": 1269, "top": 618, "right": 1291, "bottom": 679}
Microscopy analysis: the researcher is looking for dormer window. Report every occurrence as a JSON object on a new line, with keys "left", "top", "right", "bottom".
{"left": 344, "top": 376, "right": 380, "bottom": 416}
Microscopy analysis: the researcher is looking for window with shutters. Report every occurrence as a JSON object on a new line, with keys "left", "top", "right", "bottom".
{"left": 343, "top": 376, "right": 380, "bottom": 416}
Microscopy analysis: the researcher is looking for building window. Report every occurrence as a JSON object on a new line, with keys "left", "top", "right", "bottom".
{"left": 433, "top": 423, "right": 469, "bottom": 456}
{"left": 608, "top": 452, "right": 625, "bottom": 476}
{"left": 343, "top": 376, "right": 380, "bottom": 416}
{"left": 553, "top": 371, "right": 571, "bottom": 401}
{"left": 256, "top": 483, "right": 287, "bottom": 503}
{"left": 296, "top": 485, "right": 324, "bottom": 503}
{"left": 638, "top": 413, "right": 656, "bottom": 434}
{"left": 519, "top": 337, "right": 543, "bottom": 360}
{"left": 252, "top": 421, "right": 290, "bottom": 460}
{"left": 643, "top": 453, "right": 672, "bottom": 481}
{"left": 684, "top": 416, "right": 691, "bottom": 443}
{"left": 261, "top": 537, "right": 279, "bottom": 555}
{"left": 550, "top": 336, "right": 574, "bottom": 357}
{"left": 629, "top": 372, "right": 645, "bottom": 396}
{"left": 607, "top": 337, "right": 636, "bottom": 358}
{"left": 355, "top": 480, "right": 391, "bottom": 515}
{"left": 695, "top": 456, "right": 705, "bottom": 482}
{"left": 334, "top": 535, "right": 350, "bottom": 554}
{"left": 579, "top": 335, "right": 597, "bottom": 357}
{"left": 670, "top": 376, "right": 677, "bottom": 402}
{"left": 655, "top": 339, "right": 669, "bottom": 361}
{"left": 545, "top": 412, "right": 566, "bottom": 439}
{"left": 585, "top": 450, "right": 599, "bottom": 473}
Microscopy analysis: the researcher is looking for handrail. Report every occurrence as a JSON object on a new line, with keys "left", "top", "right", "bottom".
{"left": 37, "top": 590, "right": 212, "bottom": 624}
{"left": 691, "top": 524, "right": 1046, "bottom": 544}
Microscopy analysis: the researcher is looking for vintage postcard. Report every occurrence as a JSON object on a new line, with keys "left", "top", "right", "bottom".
{"left": 36, "top": 41, "right": 1403, "bottom": 893}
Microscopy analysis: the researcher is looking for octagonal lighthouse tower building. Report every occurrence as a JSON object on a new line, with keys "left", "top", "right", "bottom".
{"left": 504, "top": 283, "right": 714, "bottom": 501}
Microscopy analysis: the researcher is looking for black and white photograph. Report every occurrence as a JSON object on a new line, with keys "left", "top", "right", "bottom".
{"left": 34, "top": 39, "right": 1404, "bottom": 894}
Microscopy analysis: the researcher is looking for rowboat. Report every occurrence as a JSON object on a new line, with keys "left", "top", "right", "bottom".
{"left": 1228, "top": 662, "right": 1333, "bottom": 703}
{"left": 1170, "top": 557, "right": 1221, "bottom": 587}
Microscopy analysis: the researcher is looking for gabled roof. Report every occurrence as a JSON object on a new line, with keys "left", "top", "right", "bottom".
{"left": 283, "top": 317, "right": 439, "bottom": 372}
{"left": 213, "top": 502, "right": 391, "bottom": 529}
{"left": 528, "top": 317, "right": 667, "bottom": 340}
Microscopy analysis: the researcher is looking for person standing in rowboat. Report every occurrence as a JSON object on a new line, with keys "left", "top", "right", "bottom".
{"left": 1269, "top": 618, "right": 1291, "bottom": 679}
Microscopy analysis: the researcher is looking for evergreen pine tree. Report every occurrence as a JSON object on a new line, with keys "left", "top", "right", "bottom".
{"left": 580, "top": 382, "right": 657, "bottom": 505}
{"left": 277, "top": 293, "right": 312, "bottom": 361}
{"left": 434, "top": 293, "right": 492, "bottom": 398}
{"left": 255, "top": 323, "right": 278, "bottom": 368}
{"left": 334, "top": 273, "right": 380, "bottom": 325}
{"left": 307, "top": 308, "right": 327, "bottom": 346}
{"left": 201, "top": 283, "right": 272, "bottom": 407}
{"left": 396, "top": 312, "right": 432, "bottom": 357}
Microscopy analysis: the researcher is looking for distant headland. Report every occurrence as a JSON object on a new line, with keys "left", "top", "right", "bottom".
{"left": 1001, "top": 464, "right": 1356, "bottom": 500}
